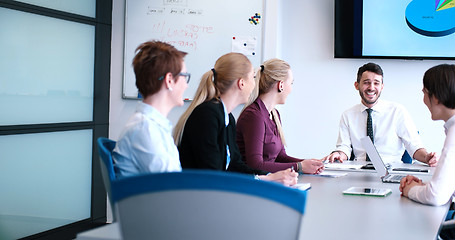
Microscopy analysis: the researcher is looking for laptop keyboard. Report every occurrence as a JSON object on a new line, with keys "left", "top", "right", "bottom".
{"left": 383, "top": 174, "right": 406, "bottom": 183}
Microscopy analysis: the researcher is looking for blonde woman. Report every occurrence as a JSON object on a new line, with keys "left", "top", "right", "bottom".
{"left": 236, "top": 58, "right": 324, "bottom": 174}
{"left": 173, "top": 53, "right": 298, "bottom": 186}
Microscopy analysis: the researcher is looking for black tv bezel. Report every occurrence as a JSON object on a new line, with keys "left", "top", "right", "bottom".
{"left": 334, "top": 0, "right": 455, "bottom": 60}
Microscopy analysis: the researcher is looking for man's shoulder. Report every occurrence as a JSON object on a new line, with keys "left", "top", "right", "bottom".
{"left": 377, "top": 100, "right": 407, "bottom": 112}
{"left": 342, "top": 103, "right": 362, "bottom": 115}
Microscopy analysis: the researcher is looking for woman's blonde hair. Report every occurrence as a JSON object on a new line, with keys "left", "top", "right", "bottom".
{"left": 245, "top": 58, "right": 290, "bottom": 146}
{"left": 173, "top": 52, "right": 252, "bottom": 145}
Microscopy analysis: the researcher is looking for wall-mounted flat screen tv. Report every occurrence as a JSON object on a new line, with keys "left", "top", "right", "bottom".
{"left": 335, "top": 0, "right": 455, "bottom": 60}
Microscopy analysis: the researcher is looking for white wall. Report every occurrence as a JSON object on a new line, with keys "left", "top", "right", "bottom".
{"left": 110, "top": 0, "right": 453, "bottom": 160}
{"left": 276, "top": 0, "right": 453, "bottom": 158}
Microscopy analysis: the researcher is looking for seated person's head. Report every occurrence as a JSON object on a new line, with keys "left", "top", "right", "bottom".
{"left": 356, "top": 62, "right": 383, "bottom": 83}
{"left": 132, "top": 41, "right": 187, "bottom": 98}
{"left": 423, "top": 64, "right": 455, "bottom": 110}
{"left": 258, "top": 59, "right": 291, "bottom": 94}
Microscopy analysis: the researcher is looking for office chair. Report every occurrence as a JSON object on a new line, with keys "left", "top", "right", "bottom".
{"left": 350, "top": 149, "right": 413, "bottom": 163}
{"left": 440, "top": 218, "right": 455, "bottom": 240}
{"left": 111, "top": 170, "right": 307, "bottom": 240}
{"left": 401, "top": 150, "right": 413, "bottom": 163}
{"left": 97, "top": 137, "right": 117, "bottom": 219}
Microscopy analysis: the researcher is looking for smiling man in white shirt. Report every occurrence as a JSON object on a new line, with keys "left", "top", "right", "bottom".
{"left": 324, "top": 62, "right": 438, "bottom": 166}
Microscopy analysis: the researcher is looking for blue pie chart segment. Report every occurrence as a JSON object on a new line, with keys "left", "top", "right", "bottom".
{"left": 405, "top": 0, "right": 455, "bottom": 37}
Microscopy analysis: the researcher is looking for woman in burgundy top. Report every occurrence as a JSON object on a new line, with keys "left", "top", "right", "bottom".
{"left": 236, "top": 58, "right": 324, "bottom": 174}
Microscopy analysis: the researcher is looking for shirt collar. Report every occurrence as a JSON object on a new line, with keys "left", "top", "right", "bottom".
{"left": 360, "top": 99, "right": 385, "bottom": 113}
{"left": 219, "top": 99, "right": 230, "bottom": 127}
{"left": 136, "top": 102, "right": 173, "bottom": 132}
{"left": 444, "top": 114, "right": 455, "bottom": 135}
{"left": 255, "top": 98, "right": 271, "bottom": 119}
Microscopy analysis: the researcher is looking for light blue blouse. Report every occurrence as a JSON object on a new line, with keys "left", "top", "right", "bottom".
{"left": 113, "top": 102, "right": 182, "bottom": 178}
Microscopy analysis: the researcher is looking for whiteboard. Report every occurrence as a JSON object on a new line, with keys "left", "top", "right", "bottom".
{"left": 123, "top": 0, "right": 264, "bottom": 99}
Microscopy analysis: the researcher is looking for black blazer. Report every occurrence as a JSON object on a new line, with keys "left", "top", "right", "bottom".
{"left": 179, "top": 99, "right": 267, "bottom": 175}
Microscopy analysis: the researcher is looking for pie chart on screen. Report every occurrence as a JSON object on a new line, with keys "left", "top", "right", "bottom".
{"left": 405, "top": 0, "right": 455, "bottom": 37}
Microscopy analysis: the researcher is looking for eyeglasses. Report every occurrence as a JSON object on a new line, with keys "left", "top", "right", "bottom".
{"left": 178, "top": 72, "right": 191, "bottom": 83}
{"left": 158, "top": 72, "right": 191, "bottom": 83}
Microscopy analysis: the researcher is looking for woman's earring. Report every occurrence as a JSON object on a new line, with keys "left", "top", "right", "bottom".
{"left": 168, "top": 87, "right": 173, "bottom": 91}
{"left": 278, "top": 88, "right": 283, "bottom": 93}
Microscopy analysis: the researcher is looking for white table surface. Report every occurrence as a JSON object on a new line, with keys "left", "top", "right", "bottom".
{"left": 76, "top": 163, "right": 449, "bottom": 240}
{"left": 299, "top": 163, "right": 449, "bottom": 240}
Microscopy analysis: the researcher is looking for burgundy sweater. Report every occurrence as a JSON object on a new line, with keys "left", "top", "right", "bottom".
{"left": 236, "top": 98, "right": 301, "bottom": 173}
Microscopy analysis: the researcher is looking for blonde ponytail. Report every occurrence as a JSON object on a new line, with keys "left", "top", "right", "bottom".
{"left": 243, "top": 67, "right": 262, "bottom": 110}
{"left": 173, "top": 52, "right": 252, "bottom": 146}
{"left": 173, "top": 70, "right": 217, "bottom": 146}
{"left": 271, "top": 108, "right": 286, "bottom": 147}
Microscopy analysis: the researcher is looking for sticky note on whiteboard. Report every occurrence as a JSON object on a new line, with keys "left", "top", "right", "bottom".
{"left": 232, "top": 36, "right": 258, "bottom": 56}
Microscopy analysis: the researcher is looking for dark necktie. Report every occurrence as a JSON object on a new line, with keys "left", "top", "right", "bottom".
{"left": 366, "top": 108, "right": 374, "bottom": 161}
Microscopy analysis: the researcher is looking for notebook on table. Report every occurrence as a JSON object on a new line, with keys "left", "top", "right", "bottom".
{"left": 360, "top": 136, "right": 407, "bottom": 183}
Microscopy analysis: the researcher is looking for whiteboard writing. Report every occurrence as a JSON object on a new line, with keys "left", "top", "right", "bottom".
{"left": 123, "top": 0, "right": 264, "bottom": 99}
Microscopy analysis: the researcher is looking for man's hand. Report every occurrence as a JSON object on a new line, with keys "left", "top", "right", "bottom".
{"left": 322, "top": 151, "right": 348, "bottom": 163}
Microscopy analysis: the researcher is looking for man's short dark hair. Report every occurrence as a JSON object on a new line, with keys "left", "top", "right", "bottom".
{"left": 357, "top": 62, "right": 384, "bottom": 83}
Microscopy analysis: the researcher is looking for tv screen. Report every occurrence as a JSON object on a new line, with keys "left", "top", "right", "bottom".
{"left": 335, "top": 0, "right": 455, "bottom": 59}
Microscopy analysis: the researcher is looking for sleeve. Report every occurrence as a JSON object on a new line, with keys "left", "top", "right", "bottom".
{"left": 395, "top": 105, "right": 425, "bottom": 157}
{"left": 407, "top": 131, "right": 455, "bottom": 206}
{"left": 276, "top": 149, "right": 301, "bottom": 163}
{"left": 237, "top": 109, "right": 298, "bottom": 173}
{"left": 335, "top": 112, "right": 353, "bottom": 158}
{"left": 183, "top": 104, "right": 225, "bottom": 170}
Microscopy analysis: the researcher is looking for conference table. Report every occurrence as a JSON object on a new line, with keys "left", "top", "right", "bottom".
{"left": 77, "top": 162, "right": 449, "bottom": 240}
{"left": 299, "top": 162, "right": 449, "bottom": 240}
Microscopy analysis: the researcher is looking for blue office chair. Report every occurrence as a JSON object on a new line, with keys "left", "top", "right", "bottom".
{"left": 111, "top": 170, "right": 307, "bottom": 240}
{"left": 401, "top": 150, "right": 413, "bottom": 163}
{"left": 97, "top": 137, "right": 117, "bottom": 219}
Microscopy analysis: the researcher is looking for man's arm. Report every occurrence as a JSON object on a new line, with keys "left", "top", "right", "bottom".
{"left": 324, "top": 114, "right": 352, "bottom": 162}
{"left": 396, "top": 105, "right": 438, "bottom": 165}
{"left": 413, "top": 148, "right": 438, "bottom": 166}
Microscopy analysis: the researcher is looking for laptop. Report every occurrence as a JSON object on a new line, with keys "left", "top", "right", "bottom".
{"left": 360, "top": 136, "right": 407, "bottom": 183}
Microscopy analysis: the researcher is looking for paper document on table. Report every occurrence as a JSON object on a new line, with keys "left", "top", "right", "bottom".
{"left": 324, "top": 163, "right": 363, "bottom": 170}
{"left": 303, "top": 171, "right": 347, "bottom": 178}
{"left": 291, "top": 183, "right": 311, "bottom": 190}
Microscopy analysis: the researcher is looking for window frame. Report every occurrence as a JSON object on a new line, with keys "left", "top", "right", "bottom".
{"left": 0, "top": 0, "right": 111, "bottom": 239}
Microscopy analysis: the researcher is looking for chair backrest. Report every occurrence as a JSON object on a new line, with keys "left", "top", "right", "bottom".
{"left": 350, "top": 149, "right": 413, "bottom": 163}
{"left": 111, "top": 170, "right": 307, "bottom": 240}
{"left": 401, "top": 150, "right": 413, "bottom": 163}
{"left": 97, "top": 137, "right": 117, "bottom": 204}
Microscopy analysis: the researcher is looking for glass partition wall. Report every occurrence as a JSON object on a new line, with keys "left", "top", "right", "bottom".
{"left": 0, "top": 1, "right": 111, "bottom": 239}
